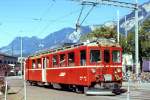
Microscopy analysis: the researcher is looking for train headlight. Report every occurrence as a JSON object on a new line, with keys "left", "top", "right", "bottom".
{"left": 91, "top": 68, "right": 96, "bottom": 74}
{"left": 114, "top": 70, "right": 117, "bottom": 73}
{"left": 117, "top": 68, "right": 121, "bottom": 73}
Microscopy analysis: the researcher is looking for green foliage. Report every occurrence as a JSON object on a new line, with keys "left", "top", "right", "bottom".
{"left": 91, "top": 26, "right": 117, "bottom": 38}
{"left": 80, "top": 26, "right": 117, "bottom": 42}
{"left": 120, "top": 34, "right": 133, "bottom": 54}
{"left": 139, "top": 18, "right": 150, "bottom": 57}
{"left": 121, "top": 18, "right": 150, "bottom": 57}
{"left": 80, "top": 19, "right": 150, "bottom": 58}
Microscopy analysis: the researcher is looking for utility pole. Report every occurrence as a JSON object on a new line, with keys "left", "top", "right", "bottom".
{"left": 24, "top": 61, "right": 27, "bottom": 100}
{"left": 4, "top": 80, "right": 8, "bottom": 100}
{"left": 135, "top": 0, "right": 139, "bottom": 77}
{"left": 20, "top": 36, "right": 23, "bottom": 78}
{"left": 127, "top": 70, "right": 130, "bottom": 100}
{"left": 117, "top": 10, "right": 120, "bottom": 43}
{"left": 125, "top": 16, "right": 128, "bottom": 38}
{"left": 11, "top": 42, "right": 14, "bottom": 56}
{"left": 20, "top": 36, "right": 27, "bottom": 100}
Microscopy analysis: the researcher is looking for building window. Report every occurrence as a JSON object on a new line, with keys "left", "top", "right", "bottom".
{"left": 4, "top": 60, "right": 7, "bottom": 64}
{"left": 90, "top": 50, "right": 101, "bottom": 63}
{"left": 11, "top": 61, "right": 13, "bottom": 64}
{"left": 112, "top": 50, "right": 121, "bottom": 63}
{"left": 8, "top": 61, "right": 10, "bottom": 64}
{"left": 68, "top": 52, "right": 75, "bottom": 66}
{"left": 0, "top": 60, "right": 2, "bottom": 64}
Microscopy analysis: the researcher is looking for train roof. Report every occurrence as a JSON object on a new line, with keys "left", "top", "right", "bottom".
{"left": 28, "top": 38, "right": 121, "bottom": 58}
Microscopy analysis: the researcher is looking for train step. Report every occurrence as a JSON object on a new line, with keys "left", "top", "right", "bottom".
{"left": 85, "top": 88, "right": 116, "bottom": 96}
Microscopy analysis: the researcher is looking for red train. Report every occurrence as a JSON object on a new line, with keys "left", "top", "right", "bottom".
{"left": 25, "top": 39, "right": 123, "bottom": 94}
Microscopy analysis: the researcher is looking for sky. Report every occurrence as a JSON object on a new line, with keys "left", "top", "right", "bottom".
{"left": 0, "top": 0, "right": 149, "bottom": 47}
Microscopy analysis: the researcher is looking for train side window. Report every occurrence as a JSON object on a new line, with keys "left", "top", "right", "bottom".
{"left": 53, "top": 55, "right": 58, "bottom": 67}
{"left": 60, "top": 54, "right": 66, "bottom": 67}
{"left": 112, "top": 50, "right": 121, "bottom": 63}
{"left": 68, "top": 52, "right": 75, "bottom": 66}
{"left": 32, "top": 60, "right": 36, "bottom": 68}
{"left": 90, "top": 50, "right": 101, "bottom": 63}
{"left": 80, "top": 50, "right": 86, "bottom": 66}
{"left": 37, "top": 58, "right": 41, "bottom": 68}
{"left": 46, "top": 57, "right": 50, "bottom": 68}
{"left": 104, "top": 50, "right": 110, "bottom": 63}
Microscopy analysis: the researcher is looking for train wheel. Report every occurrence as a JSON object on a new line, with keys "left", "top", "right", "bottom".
{"left": 28, "top": 81, "right": 33, "bottom": 86}
{"left": 29, "top": 81, "right": 37, "bottom": 86}
{"left": 48, "top": 83, "right": 54, "bottom": 89}
{"left": 75, "top": 86, "right": 82, "bottom": 93}
{"left": 60, "top": 84, "right": 70, "bottom": 91}
{"left": 75, "top": 86, "right": 88, "bottom": 94}
{"left": 52, "top": 83, "right": 62, "bottom": 89}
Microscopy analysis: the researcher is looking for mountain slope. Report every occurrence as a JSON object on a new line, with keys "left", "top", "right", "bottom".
{"left": 0, "top": 26, "right": 92, "bottom": 56}
{"left": 120, "top": 0, "right": 150, "bottom": 34}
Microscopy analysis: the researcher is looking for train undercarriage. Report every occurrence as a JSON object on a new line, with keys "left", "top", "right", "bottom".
{"left": 28, "top": 80, "right": 123, "bottom": 95}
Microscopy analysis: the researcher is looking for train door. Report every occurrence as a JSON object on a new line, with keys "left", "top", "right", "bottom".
{"left": 25, "top": 59, "right": 29, "bottom": 80}
{"left": 42, "top": 57, "right": 47, "bottom": 82}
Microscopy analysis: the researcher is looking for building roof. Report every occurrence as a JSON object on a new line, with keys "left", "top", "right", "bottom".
{"left": 0, "top": 53, "right": 18, "bottom": 59}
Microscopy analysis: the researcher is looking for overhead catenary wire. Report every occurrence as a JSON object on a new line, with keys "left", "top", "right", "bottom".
{"left": 24, "top": 7, "right": 81, "bottom": 52}
{"left": 76, "top": 4, "right": 85, "bottom": 27}
{"left": 38, "top": 8, "right": 81, "bottom": 36}
{"left": 75, "top": 3, "right": 96, "bottom": 31}
{"left": 80, "top": 3, "right": 96, "bottom": 25}
{"left": 31, "top": 1, "right": 55, "bottom": 31}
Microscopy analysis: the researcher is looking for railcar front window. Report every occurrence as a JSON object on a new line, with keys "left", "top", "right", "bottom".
{"left": 90, "top": 50, "right": 101, "bottom": 63}
{"left": 112, "top": 50, "right": 121, "bottom": 63}
{"left": 104, "top": 50, "right": 110, "bottom": 63}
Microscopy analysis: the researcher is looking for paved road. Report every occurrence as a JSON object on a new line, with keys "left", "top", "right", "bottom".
{"left": 1, "top": 76, "right": 150, "bottom": 100}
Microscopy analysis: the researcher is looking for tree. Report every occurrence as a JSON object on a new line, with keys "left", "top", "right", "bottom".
{"left": 139, "top": 18, "right": 150, "bottom": 58}
{"left": 80, "top": 26, "right": 117, "bottom": 42}
{"left": 80, "top": 19, "right": 150, "bottom": 59}
{"left": 91, "top": 26, "right": 116, "bottom": 38}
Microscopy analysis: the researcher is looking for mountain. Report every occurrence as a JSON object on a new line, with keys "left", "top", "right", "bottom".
{"left": 120, "top": 0, "right": 150, "bottom": 34}
{"left": 0, "top": 36, "right": 42, "bottom": 56}
{"left": 0, "top": 26, "right": 92, "bottom": 56}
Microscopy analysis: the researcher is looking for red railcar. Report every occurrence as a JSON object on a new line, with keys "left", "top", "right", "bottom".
{"left": 25, "top": 39, "right": 123, "bottom": 94}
